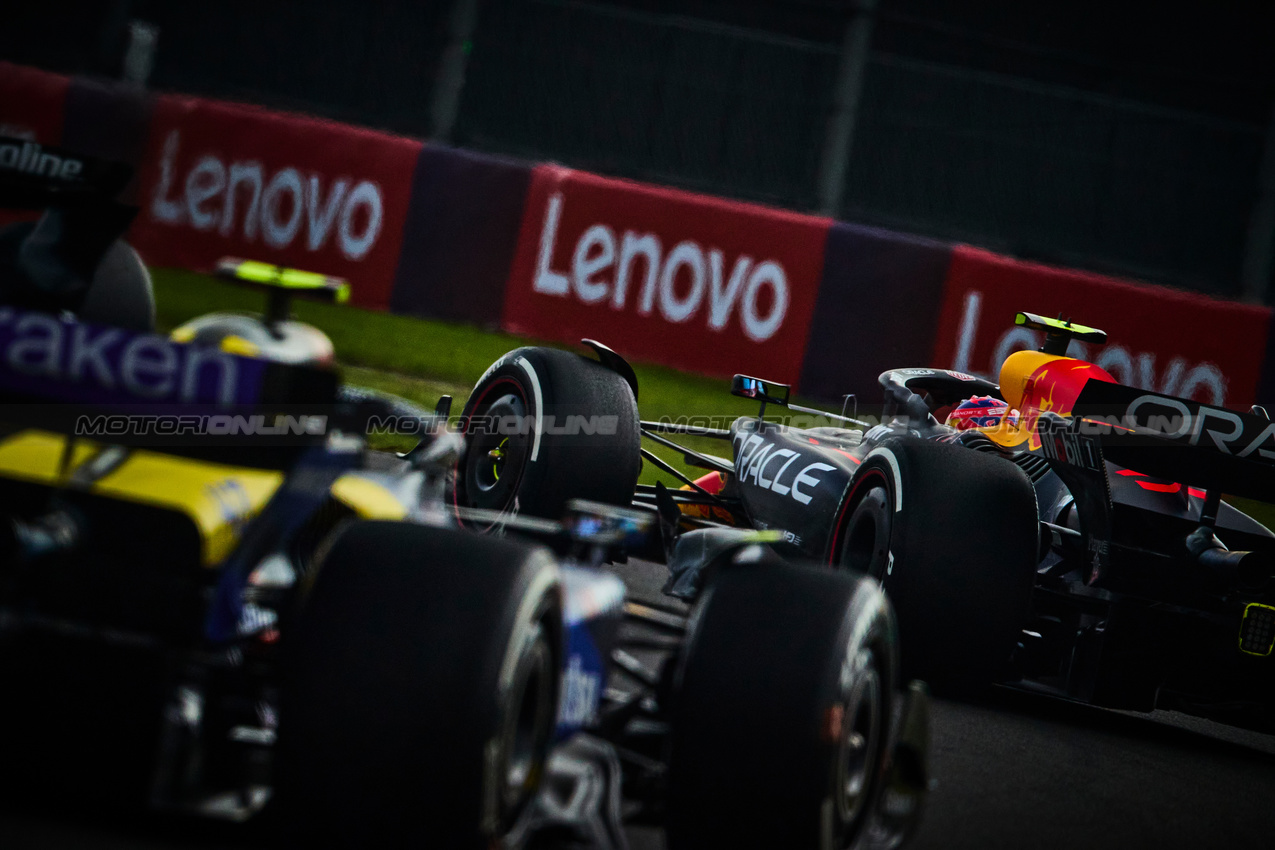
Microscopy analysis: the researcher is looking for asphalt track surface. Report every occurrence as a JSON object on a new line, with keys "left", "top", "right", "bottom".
{"left": 4, "top": 557, "right": 1275, "bottom": 850}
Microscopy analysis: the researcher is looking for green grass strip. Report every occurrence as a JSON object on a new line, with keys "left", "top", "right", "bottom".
{"left": 153, "top": 268, "right": 757, "bottom": 485}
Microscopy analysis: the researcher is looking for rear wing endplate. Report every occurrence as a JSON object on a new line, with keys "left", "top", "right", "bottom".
{"left": 1071, "top": 380, "right": 1275, "bottom": 504}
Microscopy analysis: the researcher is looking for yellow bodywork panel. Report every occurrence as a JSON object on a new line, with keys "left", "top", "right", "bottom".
{"left": 93, "top": 455, "right": 283, "bottom": 566}
{"left": 0, "top": 431, "right": 101, "bottom": 482}
{"left": 330, "top": 474, "right": 408, "bottom": 520}
{"left": 997, "top": 350, "right": 1068, "bottom": 412}
{"left": 0, "top": 430, "right": 283, "bottom": 567}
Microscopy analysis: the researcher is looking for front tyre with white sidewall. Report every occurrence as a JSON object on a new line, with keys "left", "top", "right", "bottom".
{"left": 456, "top": 346, "right": 641, "bottom": 526}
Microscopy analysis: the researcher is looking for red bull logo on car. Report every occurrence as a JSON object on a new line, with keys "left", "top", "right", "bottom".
{"left": 989, "top": 351, "right": 1116, "bottom": 449}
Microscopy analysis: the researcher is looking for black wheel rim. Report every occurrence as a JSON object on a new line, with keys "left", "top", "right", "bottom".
{"left": 460, "top": 380, "right": 531, "bottom": 516}
{"left": 834, "top": 651, "right": 883, "bottom": 827}
{"left": 472, "top": 432, "right": 513, "bottom": 494}
{"left": 841, "top": 484, "right": 892, "bottom": 580}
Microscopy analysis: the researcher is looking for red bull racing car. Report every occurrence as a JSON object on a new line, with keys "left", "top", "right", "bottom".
{"left": 460, "top": 312, "right": 1275, "bottom": 731}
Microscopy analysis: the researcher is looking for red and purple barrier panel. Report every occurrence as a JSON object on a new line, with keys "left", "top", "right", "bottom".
{"left": 3, "top": 61, "right": 1274, "bottom": 411}
{"left": 388, "top": 144, "right": 532, "bottom": 328}
{"left": 0, "top": 62, "right": 66, "bottom": 144}
{"left": 797, "top": 222, "right": 955, "bottom": 401}
{"left": 798, "top": 232, "right": 1274, "bottom": 410}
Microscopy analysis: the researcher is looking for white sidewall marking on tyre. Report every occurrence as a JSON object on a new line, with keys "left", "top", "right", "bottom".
{"left": 485, "top": 554, "right": 559, "bottom": 833}
{"left": 475, "top": 353, "right": 510, "bottom": 388}
{"left": 497, "top": 555, "right": 559, "bottom": 694}
{"left": 516, "top": 355, "right": 545, "bottom": 462}
{"left": 865, "top": 447, "right": 903, "bottom": 512}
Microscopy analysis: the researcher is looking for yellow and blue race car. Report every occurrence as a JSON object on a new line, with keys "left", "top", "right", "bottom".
{"left": 0, "top": 140, "right": 929, "bottom": 850}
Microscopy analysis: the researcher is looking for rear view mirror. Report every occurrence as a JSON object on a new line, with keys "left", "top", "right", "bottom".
{"left": 731, "top": 374, "right": 790, "bottom": 407}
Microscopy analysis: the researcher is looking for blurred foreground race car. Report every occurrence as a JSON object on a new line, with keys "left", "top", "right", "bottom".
{"left": 0, "top": 139, "right": 928, "bottom": 850}
{"left": 461, "top": 312, "right": 1275, "bottom": 731}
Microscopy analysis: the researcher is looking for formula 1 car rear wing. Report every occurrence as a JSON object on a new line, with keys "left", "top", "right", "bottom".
{"left": 1071, "top": 379, "right": 1275, "bottom": 505}
{"left": 0, "top": 138, "right": 140, "bottom": 319}
{"left": 1016, "top": 311, "right": 1107, "bottom": 356}
{"left": 215, "top": 257, "right": 352, "bottom": 335}
{"left": 0, "top": 137, "right": 132, "bottom": 209}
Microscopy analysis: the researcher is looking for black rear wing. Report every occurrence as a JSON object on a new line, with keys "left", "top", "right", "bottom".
{"left": 0, "top": 137, "right": 132, "bottom": 209}
{"left": 1070, "top": 380, "right": 1275, "bottom": 503}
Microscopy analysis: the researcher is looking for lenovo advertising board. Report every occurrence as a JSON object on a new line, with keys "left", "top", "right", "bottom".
{"left": 130, "top": 94, "right": 421, "bottom": 310}
{"left": 501, "top": 165, "right": 832, "bottom": 384}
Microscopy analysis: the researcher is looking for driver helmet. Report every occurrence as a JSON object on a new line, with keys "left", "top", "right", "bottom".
{"left": 170, "top": 312, "right": 335, "bottom": 368}
{"left": 945, "top": 395, "right": 1017, "bottom": 431}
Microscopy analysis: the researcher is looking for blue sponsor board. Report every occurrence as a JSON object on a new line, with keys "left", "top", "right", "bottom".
{"left": 0, "top": 305, "right": 267, "bottom": 407}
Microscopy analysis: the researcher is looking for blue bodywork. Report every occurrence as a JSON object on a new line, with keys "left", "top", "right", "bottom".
{"left": 554, "top": 566, "right": 626, "bottom": 739}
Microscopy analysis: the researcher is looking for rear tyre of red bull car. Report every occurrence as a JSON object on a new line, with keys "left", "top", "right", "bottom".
{"left": 665, "top": 554, "right": 900, "bottom": 850}
{"left": 834, "top": 436, "right": 1039, "bottom": 695}
{"left": 455, "top": 346, "right": 641, "bottom": 527}
{"left": 273, "top": 521, "right": 562, "bottom": 849}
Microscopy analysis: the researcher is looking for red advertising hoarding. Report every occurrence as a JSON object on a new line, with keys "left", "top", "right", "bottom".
{"left": 0, "top": 62, "right": 67, "bottom": 143}
{"left": 501, "top": 165, "right": 832, "bottom": 385}
{"left": 932, "top": 246, "right": 1270, "bottom": 408}
{"left": 129, "top": 94, "right": 421, "bottom": 311}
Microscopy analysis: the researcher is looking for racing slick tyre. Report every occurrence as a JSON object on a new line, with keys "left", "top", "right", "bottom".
{"left": 666, "top": 554, "right": 898, "bottom": 850}
{"left": 456, "top": 346, "right": 641, "bottom": 527}
{"left": 274, "top": 521, "right": 562, "bottom": 849}
{"left": 833, "top": 435, "right": 1038, "bottom": 694}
